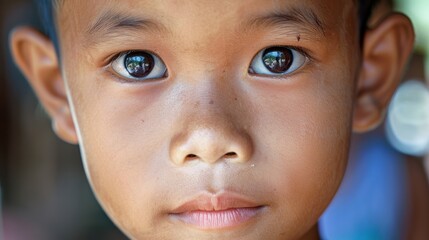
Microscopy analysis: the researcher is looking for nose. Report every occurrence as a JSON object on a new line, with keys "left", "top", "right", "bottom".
{"left": 169, "top": 116, "right": 253, "bottom": 165}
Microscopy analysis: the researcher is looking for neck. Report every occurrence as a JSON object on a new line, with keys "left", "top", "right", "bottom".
{"left": 299, "top": 224, "right": 320, "bottom": 240}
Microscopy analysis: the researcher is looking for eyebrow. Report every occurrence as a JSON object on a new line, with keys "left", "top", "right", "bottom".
{"left": 244, "top": 6, "right": 326, "bottom": 38}
{"left": 86, "top": 11, "right": 167, "bottom": 41}
{"left": 85, "top": 6, "right": 326, "bottom": 46}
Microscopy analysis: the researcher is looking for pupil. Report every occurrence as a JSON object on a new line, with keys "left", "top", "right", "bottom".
{"left": 124, "top": 52, "right": 154, "bottom": 78}
{"left": 262, "top": 47, "right": 293, "bottom": 73}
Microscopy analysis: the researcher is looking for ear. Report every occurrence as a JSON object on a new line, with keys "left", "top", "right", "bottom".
{"left": 10, "top": 26, "right": 78, "bottom": 144}
{"left": 353, "top": 13, "right": 415, "bottom": 133}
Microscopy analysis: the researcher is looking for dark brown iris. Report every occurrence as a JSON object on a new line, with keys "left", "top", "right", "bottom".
{"left": 124, "top": 52, "right": 154, "bottom": 78}
{"left": 262, "top": 47, "right": 293, "bottom": 73}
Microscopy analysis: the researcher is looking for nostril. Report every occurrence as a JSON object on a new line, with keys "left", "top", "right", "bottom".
{"left": 224, "top": 152, "right": 238, "bottom": 158}
{"left": 185, "top": 154, "right": 199, "bottom": 161}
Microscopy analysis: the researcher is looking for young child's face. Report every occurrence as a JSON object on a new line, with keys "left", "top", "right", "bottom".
{"left": 55, "top": 0, "right": 359, "bottom": 239}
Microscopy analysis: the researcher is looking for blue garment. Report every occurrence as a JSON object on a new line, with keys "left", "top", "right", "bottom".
{"left": 320, "top": 130, "right": 408, "bottom": 240}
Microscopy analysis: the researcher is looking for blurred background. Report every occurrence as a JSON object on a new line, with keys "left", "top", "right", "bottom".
{"left": 0, "top": 0, "right": 428, "bottom": 240}
{"left": 0, "top": 0, "right": 128, "bottom": 239}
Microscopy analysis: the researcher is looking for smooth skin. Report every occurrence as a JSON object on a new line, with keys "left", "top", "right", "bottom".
{"left": 10, "top": 0, "right": 414, "bottom": 239}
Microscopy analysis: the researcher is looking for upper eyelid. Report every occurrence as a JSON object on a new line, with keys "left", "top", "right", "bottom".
{"left": 107, "top": 49, "right": 163, "bottom": 64}
{"left": 279, "top": 46, "right": 314, "bottom": 67}
{"left": 248, "top": 46, "right": 310, "bottom": 77}
{"left": 102, "top": 51, "right": 127, "bottom": 68}
{"left": 251, "top": 45, "right": 314, "bottom": 63}
{"left": 280, "top": 46, "right": 312, "bottom": 61}
{"left": 108, "top": 50, "right": 141, "bottom": 65}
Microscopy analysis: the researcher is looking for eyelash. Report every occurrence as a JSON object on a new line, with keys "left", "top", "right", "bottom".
{"left": 107, "top": 50, "right": 168, "bottom": 83}
{"left": 286, "top": 46, "right": 312, "bottom": 61}
{"left": 248, "top": 46, "right": 311, "bottom": 78}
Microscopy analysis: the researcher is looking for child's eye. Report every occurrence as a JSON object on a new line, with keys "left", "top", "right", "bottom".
{"left": 111, "top": 51, "right": 167, "bottom": 81}
{"left": 248, "top": 47, "right": 307, "bottom": 76}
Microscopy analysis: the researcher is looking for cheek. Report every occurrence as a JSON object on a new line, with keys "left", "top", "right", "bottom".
{"left": 65, "top": 73, "right": 177, "bottom": 234}
{"left": 250, "top": 73, "right": 353, "bottom": 228}
{"left": 65, "top": 54, "right": 355, "bottom": 238}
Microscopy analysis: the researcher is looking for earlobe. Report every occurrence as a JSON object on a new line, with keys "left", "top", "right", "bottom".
{"left": 52, "top": 105, "right": 78, "bottom": 144}
{"left": 353, "top": 13, "right": 415, "bottom": 133}
{"left": 10, "top": 26, "right": 78, "bottom": 144}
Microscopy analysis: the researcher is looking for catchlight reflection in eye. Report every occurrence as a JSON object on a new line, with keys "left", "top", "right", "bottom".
{"left": 111, "top": 51, "right": 167, "bottom": 81}
{"left": 249, "top": 47, "right": 306, "bottom": 76}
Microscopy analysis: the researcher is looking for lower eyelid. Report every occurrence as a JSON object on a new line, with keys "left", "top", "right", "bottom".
{"left": 104, "top": 67, "right": 133, "bottom": 83}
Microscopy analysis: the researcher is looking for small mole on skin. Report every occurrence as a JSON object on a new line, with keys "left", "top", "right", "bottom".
{"left": 297, "top": 34, "right": 301, "bottom": 41}
{"left": 234, "top": 97, "right": 238, "bottom": 101}
{"left": 209, "top": 100, "right": 214, "bottom": 104}
{"left": 141, "top": 119, "right": 145, "bottom": 123}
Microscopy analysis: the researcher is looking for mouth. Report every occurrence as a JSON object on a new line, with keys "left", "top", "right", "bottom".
{"left": 169, "top": 191, "right": 266, "bottom": 229}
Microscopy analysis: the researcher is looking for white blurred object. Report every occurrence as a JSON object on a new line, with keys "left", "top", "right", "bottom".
{"left": 386, "top": 80, "right": 429, "bottom": 156}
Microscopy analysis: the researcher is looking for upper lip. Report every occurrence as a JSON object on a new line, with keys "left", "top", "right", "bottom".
{"left": 170, "top": 191, "right": 262, "bottom": 214}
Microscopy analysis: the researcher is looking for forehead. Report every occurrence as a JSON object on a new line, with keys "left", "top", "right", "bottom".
{"left": 57, "top": 0, "right": 356, "bottom": 42}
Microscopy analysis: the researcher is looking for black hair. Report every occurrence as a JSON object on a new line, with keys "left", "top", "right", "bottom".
{"left": 35, "top": 0, "right": 59, "bottom": 52}
{"left": 359, "top": 0, "right": 381, "bottom": 38}
{"left": 35, "top": 0, "right": 380, "bottom": 50}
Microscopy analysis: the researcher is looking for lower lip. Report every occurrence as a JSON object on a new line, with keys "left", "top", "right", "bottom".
{"left": 172, "top": 207, "right": 262, "bottom": 229}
